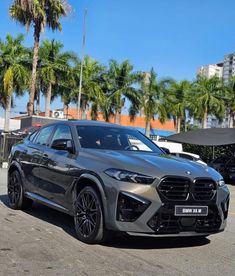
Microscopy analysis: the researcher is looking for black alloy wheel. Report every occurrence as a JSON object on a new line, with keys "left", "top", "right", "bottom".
{"left": 8, "top": 170, "right": 33, "bottom": 209}
{"left": 74, "top": 186, "right": 109, "bottom": 244}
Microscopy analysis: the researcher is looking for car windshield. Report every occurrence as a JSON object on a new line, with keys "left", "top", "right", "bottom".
{"left": 77, "top": 126, "right": 163, "bottom": 153}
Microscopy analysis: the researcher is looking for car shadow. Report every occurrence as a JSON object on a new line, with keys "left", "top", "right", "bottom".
{"left": 0, "top": 193, "right": 210, "bottom": 249}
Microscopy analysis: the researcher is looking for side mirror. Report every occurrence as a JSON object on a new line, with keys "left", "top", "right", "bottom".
{"left": 51, "top": 139, "right": 74, "bottom": 154}
{"left": 160, "top": 147, "right": 170, "bottom": 154}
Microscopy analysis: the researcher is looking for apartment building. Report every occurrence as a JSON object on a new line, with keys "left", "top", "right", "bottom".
{"left": 197, "top": 63, "right": 223, "bottom": 78}
{"left": 222, "top": 52, "right": 235, "bottom": 82}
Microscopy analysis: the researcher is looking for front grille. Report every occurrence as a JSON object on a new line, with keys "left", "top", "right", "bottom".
{"left": 147, "top": 205, "right": 221, "bottom": 234}
{"left": 158, "top": 177, "right": 190, "bottom": 201}
{"left": 193, "top": 179, "right": 216, "bottom": 201}
{"left": 157, "top": 177, "right": 217, "bottom": 202}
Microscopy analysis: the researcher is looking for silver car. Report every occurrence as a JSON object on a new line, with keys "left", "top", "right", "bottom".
{"left": 8, "top": 121, "right": 230, "bottom": 244}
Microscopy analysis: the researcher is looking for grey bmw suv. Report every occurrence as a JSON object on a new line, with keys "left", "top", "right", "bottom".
{"left": 8, "top": 121, "right": 230, "bottom": 243}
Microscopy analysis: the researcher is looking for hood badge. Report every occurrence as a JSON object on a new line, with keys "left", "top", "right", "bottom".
{"left": 185, "top": 171, "right": 192, "bottom": 175}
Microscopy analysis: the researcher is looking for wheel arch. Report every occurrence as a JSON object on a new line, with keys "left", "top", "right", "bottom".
{"left": 8, "top": 161, "right": 24, "bottom": 180}
{"left": 73, "top": 173, "right": 108, "bottom": 220}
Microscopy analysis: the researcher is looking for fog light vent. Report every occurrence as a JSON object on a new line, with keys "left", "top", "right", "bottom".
{"left": 117, "top": 192, "right": 150, "bottom": 222}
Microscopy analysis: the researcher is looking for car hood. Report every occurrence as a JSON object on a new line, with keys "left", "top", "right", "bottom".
{"left": 81, "top": 149, "right": 222, "bottom": 181}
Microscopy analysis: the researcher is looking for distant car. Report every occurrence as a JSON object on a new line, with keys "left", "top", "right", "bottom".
{"left": 209, "top": 155, "right": 235, "bottom": 183}
{"left": 170, "top": 152, "right": 207, "bottom": 166}
{"left": 11, "top": 125, "right": 42, "bottom": 137}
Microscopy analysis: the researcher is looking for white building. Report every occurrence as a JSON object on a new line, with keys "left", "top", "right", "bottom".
{"left": 0, "top": 118, "right": 20, "bottom": 131}
{"left": 197, "top": 63, "right": 223, "bottom": 78}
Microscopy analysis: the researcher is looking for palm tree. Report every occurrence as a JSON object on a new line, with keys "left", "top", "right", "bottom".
{"left": 0, "top": 34, "right": 29, "bottom": 132}
{"left": 169, "top": 80, "right": 191, "bottom": 133}
{"left": 91, "top": 72, "right": 114, "bottom": 121}
{"left": 190, "top": 76, "right": 225, "bottom": 128}
{"left": 10, "top": 0, "right": 70, "bottom": 116}
{"left": 224, "top": 76, "right": 235, "bottom": 127}
{"left": 106, "top": 60, "right": 140, "bottom": 124}
{"left": 130, "top": 69, "right": 171, "bottom": 137}
{"left": 58, "top": 65, "right": 78, "bottom": 119}
{"left": 73, "top": 56, "right": 105, "bottom": 119}
{"left": 39, "top": 39, "right": 77, "bottom": 117}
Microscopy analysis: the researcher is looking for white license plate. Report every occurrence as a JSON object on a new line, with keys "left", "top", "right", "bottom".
{"left": 175, "top": 206, "right": 208, "bottom": 216}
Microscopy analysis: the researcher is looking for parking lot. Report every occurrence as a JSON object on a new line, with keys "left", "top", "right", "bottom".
{"left": 0, "top": 168, "right": 235, "bottom": 276}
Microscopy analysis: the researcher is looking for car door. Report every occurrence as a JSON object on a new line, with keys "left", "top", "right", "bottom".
{"left": 24, "top": 124, "right": 56, "bottom": 196}
{"left": 20, "top": 125, "right": 55, "bottom": 194}
{"left": 39, "top": 124, "right": 76, "bottom": 208}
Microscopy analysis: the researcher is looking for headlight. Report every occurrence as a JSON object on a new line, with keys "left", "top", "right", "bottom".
{"left": 217, "top": 179, "right": 225, "bottom": 187}
{"left": 104, "top": 168, "right": 155, "bottom": 184}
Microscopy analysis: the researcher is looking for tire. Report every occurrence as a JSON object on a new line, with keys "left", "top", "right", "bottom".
{"left": 74, "top": 186, "right": 111, "bottom": 244}
{"left": 8, "top": 170, "right": 33, "bottom": 210}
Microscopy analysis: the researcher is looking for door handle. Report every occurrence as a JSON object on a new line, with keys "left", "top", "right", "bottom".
{"left": 43, "top": 154, "right": 48, "bottom": 158}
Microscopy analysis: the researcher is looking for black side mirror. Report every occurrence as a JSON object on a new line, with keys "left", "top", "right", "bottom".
{"left": 51, "top": 139, "right": 74, "bottom": 154}
{"left": 160, "top": 147, "right": 170, "bottom": 154}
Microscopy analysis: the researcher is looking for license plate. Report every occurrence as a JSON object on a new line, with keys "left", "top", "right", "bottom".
{"left": 174, "top": 206, "right": 208, "bottom": 216}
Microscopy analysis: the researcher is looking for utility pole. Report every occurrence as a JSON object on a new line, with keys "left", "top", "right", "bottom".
{"left": 77, "top": 9, "right": 88, "bottom": 120}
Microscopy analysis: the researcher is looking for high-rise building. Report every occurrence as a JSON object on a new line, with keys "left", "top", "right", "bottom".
{"left": 197, "top": 63, "right": 223, "bottom": 78}
{"left": 222, "top": 52, "right": 235, "bottom": 82}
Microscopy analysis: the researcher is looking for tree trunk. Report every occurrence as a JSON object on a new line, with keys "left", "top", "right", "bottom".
{"left": 81, "top": 100, "right": 87, "bottom": 120}
{"left": 145, "top": 119, "right": 151, "bottom": 137}
{"left": 229, "top": 111, "right": 234, "bottom": 128}
{"left": 184, "top": 110, "right": 187, "bottom": 132}
{"left": 176, "top": 117, "right": 181, "bottom": 133}
{"left": 4, "top": 96, "right": 11, "bottom": 132}
{"left": 35, "top": 89, "right": 40, "bottom": 116}
{"left": 63, "top": 102, "right": 69, "bottom": 119}
{"left": 28, "top": 26, "right": 40, "bottom": 116}
{"left": 202, "top": 107, "right": 208, "bottom": 128}
{"left": 45, "top": 83, "right": 52, "bottom": 117}
{"left": 115, "top": 109, "right": 121, "bottom": 124}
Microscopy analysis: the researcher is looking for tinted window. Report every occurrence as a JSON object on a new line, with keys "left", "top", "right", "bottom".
{"left": 51, "top": 125, "right": 72, "bottom": 143}
{"left": 35, "top": 125, "right": 55, "bottom": 146}
{"left": 77, "top": 126, "right": 163, "bottom": 153}
{"left": 28, "top": 131, "right": 39, "bottom": 142}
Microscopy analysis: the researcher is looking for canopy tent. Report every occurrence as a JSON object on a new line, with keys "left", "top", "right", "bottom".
{"left": 165, "top": 128, "right": 235, "bottom": 146}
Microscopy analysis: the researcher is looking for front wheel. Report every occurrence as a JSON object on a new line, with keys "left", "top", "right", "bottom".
{"left": 8, "top": 170, "right": 33, "bottom": 210}
{"left": 74, "top": 186, "right": 111, "bottom": 244}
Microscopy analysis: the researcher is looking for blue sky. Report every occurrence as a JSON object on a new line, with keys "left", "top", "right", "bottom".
{"left": 1, "top": 0, "right": 235, "bottom": 116}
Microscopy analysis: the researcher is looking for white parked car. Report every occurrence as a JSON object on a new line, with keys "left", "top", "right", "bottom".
{"left": 170, "top": 151, "right": 207, "bottom": 165}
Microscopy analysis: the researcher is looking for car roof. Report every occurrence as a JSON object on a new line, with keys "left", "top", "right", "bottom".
{"left": 48, "top": 120, "right": 133, "bottom": 129}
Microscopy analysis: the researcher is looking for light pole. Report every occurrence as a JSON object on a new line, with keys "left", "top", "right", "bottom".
{"left": 77, "top": 8, "right": 88, "bottom": 120}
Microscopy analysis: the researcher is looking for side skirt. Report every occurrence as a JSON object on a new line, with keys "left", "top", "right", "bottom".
{"left": 25, "top": 192, "right": 72, "bottom": 216}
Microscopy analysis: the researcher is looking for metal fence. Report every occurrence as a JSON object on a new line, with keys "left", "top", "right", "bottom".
{"left": 0, "top": 134, "right": 24, "bottom": 165}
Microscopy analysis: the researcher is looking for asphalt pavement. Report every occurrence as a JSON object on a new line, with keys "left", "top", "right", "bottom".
{"left": 0, "top": 168, "right": 235, "bottom": 276}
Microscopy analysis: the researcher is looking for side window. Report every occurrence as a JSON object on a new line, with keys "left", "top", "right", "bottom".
{"left": 28, "top": 131, "right": 39, "bottom": 142}
{"left": 35, "top": 125, "right": 55, "bottom": 146}
{"left": 51, "top": 125, "right": 72, "bottom": 145}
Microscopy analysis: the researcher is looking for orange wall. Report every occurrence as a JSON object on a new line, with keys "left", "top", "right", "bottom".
{"left": 66, "top": 108, "right": 176, "bottom": 131}
{"left": 13, "top": 108, "right": 176, "bottom": 132}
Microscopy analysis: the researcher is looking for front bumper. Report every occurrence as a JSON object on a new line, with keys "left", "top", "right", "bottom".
{"left": 103, "top": 174, "right": 230, "bottom": 236}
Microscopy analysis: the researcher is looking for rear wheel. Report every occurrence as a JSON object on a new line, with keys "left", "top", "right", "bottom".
{"left": 8, "top": 170, "right": 33, "bottom": 210}
{"left": 74, "top": 186, "right": 111, "bottom": 244}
